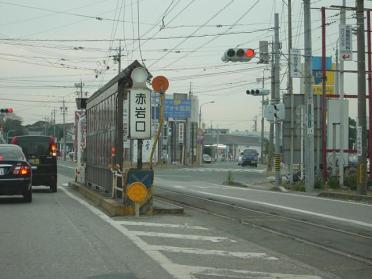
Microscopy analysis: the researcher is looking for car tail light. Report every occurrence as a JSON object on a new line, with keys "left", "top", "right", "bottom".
{"left": 13, "top": 165, "right": 31, "bottom": 175}
{"left": 49, "top": 137, "right": 57, "bottom": 157}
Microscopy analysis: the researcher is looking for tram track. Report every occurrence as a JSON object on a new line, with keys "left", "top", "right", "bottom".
{"left": 155, "top": 186, "right": 372, "bottom": 267}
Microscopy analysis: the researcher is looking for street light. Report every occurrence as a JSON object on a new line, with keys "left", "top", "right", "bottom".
{"left": 198, "top": 101, "right": 215, "bottom": 165}
{"left": 199, "top": 101, "right": 215, "bottom": 129}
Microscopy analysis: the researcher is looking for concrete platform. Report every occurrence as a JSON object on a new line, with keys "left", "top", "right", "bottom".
{"left": 68, "top": 181, "right": 183, "bottom": 217}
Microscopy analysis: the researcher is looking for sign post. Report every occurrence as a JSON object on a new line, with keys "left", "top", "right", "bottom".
{"left": 339, "top": 25, "right": 352, "bottom": 61}
{"left": 290, "top": 48, "right": 302, "bottom": 78}
{"left": 128, "top": 67, "right": 152, "bottom": 169}
{"left": 149, "top": 75, "right": 169, "bottom": 168}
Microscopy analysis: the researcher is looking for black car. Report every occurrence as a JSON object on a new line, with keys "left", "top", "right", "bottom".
{"left": 11, "top": 136, "right": 57, "bottom": 192}
{"left": 0, "top": 144, "right": 32, "bottom": 202}
{"left": 241, "top": 149, "right": 259, "bottom": 167}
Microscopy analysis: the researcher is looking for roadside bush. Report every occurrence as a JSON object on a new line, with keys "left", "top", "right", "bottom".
{"left": 290, "top": 183, "right": 306, "bottom": 192}
{"left": 327, "top": 176, "right": 340, "bottom": 189}
{"left": 344, "top": 175, "right": 357, "bottom": 190}
{"left": 314, "top": 176, "right": 324, "bottom": 190}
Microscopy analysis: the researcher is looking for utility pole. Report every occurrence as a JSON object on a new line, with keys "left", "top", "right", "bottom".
{"left": 60, "top": 99, "right": 68, "bottom": 160}
{"left": 288, "top": 0, "right": 295, "bottom": 184}
{"left": 118, "top": 40, "right": 122, "bottom": 74}
{"left": 304, "top": 0, "right": 315, "bottom": 191}
{"left": 267, "top": 40, "right": 275, "bottom": 172}
{"left": 186, "top": 82, "right": 192, "bottom": 165}
{"left": 356, "top": 0, "right": 367, "bottom": 195}
{"left": 274, "top": 13, "right": 281, "bottom": 189}
{"left": 260, "top": 71, "right": 266, "bottom": 164}
{"left": 339, "top": 0, "right": 346, "bottom": 186}
{"left": 52, "top": 108, "right": 56, "bottom": 138}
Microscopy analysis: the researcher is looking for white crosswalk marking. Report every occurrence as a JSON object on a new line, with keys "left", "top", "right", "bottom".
{"left": 180, "top": 167, "right": 265, "bottom": 173}
{"left": 115, "top": 221, "right": 208, "bottom": 230}
{"left": 147, "top": 245, "right": 278, "bottom": 260}
{"left": 131, "top": 231, "right": 237, "bottom": 243}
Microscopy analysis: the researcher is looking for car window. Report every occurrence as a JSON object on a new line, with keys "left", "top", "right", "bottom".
{"left": 0, "top": 146, "right": 25, "bottom": 161}
{"left": 14, "top": 136, "right": 50, "bottom": 157}
{"left": 243, "top": 149, "right": 257, "bottom": 156}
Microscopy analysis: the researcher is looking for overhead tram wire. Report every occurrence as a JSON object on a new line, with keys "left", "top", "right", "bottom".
{"left": 123, "top": 0, "right": 186, "bottom": 59}
{"left": 137, "top": 0, "right": 145, "bottom": 66}
{"left": 0, "top": 0, "right": 154, "bottom": 26}
{"left": 139, "top": 0, "right": 197, "bottom": 48}
{"left": 148, "top": 0, "right": 235, "bottom": 69}
{"left": 162, "top": 0, "right": 261, "bottom": 69}
{"left": 100, "top": 0, "right": 123, "bottom": 84}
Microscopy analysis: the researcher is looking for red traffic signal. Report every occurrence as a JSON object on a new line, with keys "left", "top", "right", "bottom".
{"left": 0, "top": 108, "right": 13, "bottom": 113}
{"left": 222, "top": 48, "right": 256, "bottom": 62}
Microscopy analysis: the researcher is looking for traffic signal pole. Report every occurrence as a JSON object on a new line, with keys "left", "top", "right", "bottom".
{"left": 274, "top": 13, "right": 281, "bottom": 189}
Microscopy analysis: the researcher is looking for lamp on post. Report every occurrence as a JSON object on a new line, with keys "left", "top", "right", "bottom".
{"left": 198, "top": 101, "right": 215, "bottom": 164}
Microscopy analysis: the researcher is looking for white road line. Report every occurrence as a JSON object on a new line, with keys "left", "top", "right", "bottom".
{"left": 147, "top": 245, "right": 278, "bottom": 260}
{"left": 132, "top": 231, "right": 237, "bottom": 243}
{"left": 194, "top": 190, "right": 372, "bottom": 229}
{"left": 198, "top": 268, "right": 322, "bottom": 279}
{"left": 115, "top": 221, "right": 208, "bottom": 230}
{"left": 165, "top": 264, "right": 322, "bottom": 279}
{"left": 60, "top": 187, "right": 322, "bottom": 279}
{"left": 60, "top": 187, "right": 192, "bottom": 279}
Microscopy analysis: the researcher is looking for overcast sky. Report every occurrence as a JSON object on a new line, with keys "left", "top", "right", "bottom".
{"left": 0, "top": 0, "right": 369, "bottom": 131}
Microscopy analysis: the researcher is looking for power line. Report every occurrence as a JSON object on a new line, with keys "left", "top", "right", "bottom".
{"left": 0, "top": 0, "right": 154, "bottom": 25}
{"left": 148, "top": 0, "right": 235, "bottom": 68}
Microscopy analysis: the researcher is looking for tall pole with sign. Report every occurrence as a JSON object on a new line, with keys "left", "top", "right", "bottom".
{"left": 304, "top": 0, "right": 315, "bottom": 191}
{"left": 150, "top": 76, "right": 169, "bottom": 168}
{"left": 274, "top": 14, "right": 281, "bottom": 190}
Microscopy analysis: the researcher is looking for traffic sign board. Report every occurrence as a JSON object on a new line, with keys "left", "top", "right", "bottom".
{"left": 127, "top": 182, "right": 148, "bottom": 203}
{"left": 339, "top": 25, "right": 352, "bottom": 61}
{"left": 152, "top": 76, "right": 169, "bottom": 93}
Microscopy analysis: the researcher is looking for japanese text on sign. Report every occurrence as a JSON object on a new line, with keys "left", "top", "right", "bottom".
{"left": 129, "top": 89, "right": 151, "bottom": 139}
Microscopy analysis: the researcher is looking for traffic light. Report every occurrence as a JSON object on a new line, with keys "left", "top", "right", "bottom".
{"left": 246, "top": 89, "right": 270, "bottom": 96}
{"left": 221, "top": 48, "right": 255, "bottom": 62}
{"left": 0, "top": 108, "right": 13, "bottom": 113}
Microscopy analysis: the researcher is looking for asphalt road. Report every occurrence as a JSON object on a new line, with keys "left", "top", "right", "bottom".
{"left": 0, "top": 160, "right": 341, "bottom": 279}
{"left": 153, "top": 162, "right": 372, "bottom": 279}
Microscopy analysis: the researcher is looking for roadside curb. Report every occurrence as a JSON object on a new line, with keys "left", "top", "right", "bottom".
{"left": 318, "top": 191, "right": 372, "bottom": 203}
{"left": 68, "top": 182, "right": 184, "bottom": 216}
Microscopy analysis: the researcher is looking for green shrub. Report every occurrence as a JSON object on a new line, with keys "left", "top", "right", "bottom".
{"left": 327, "top": 176, "right": 340, "bottom": 189}
{"left": 344, "top": 175, "right": 357, "bottom": 190}
{"left": 314, "top": 176, "right": 324, "bottom": 190}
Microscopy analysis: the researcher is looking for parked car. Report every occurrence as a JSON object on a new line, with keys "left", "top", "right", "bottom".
{"left": 11, "top": 136, "right": 58, "bottom": 192}
{"left": 202, "top": 154, "right": 212, "bottom": 163}
{"left": 0, "top": 144, "right": 32, "bottom": 202}
{"left": 241, "top": 149, "right": 258, "bottom": 167}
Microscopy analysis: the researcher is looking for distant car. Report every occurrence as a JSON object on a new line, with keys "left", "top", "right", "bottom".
{"left": 241, "top": 149, "right": 258, "bottom": 167}
{"left": 11, "top": 136, "right": 58, "bottom": 192}
{"left": 202, "top": 154, "right": 212, "bottom": 163}
{"left": 0, "top": 144, "right": 32, "bottom": 202}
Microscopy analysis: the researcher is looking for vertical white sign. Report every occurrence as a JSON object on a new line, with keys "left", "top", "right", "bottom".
{"left": 339, "top": 25, "right": 352, "bottom": 61}
{"left": 290, "top": 48, "right": 302, "bottom": 78}
{"left": 306, "top": 103, "right": 314, "bottom": 136}
{"left": 129, "top": 88, "right": 151, "bottom": 139}
{"left": 178, "top": 122, "right": 184, "bottom": 144}
{"left": 357, "top": 126, "right": 362, "bottom": 156}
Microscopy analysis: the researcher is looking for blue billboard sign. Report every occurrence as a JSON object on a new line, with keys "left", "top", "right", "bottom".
{"left": 164, "top": 99, "right": 191, "bottom": 119}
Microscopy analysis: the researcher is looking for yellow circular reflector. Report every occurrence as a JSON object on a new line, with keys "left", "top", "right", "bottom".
{"left": 127, "top": 182, "right": 148, "bottom": 203}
